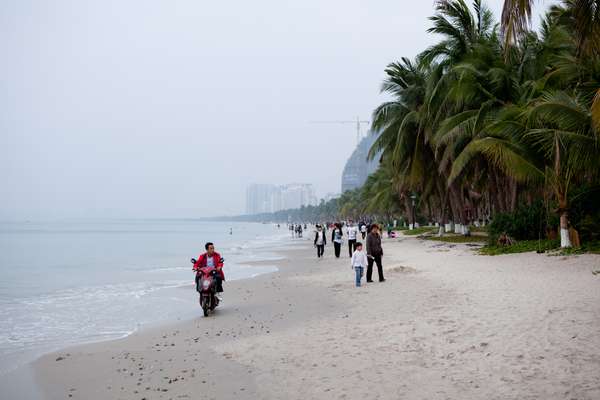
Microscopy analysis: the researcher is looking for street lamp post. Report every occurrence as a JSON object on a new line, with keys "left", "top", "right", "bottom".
{"left": 410, "top": 194, "right": 417, "bottom": 230}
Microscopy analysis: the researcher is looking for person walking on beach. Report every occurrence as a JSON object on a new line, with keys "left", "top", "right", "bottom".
{"left": 360, "top": 222, "right": 367, "bottom": 240}
{"left": 314, "top": 224, "right": 326, "bottom": 258}
{"left": 366, "top": 224, "right": 385, "bottom": 282}
{"left": 351, "top": 242, "right": 367, "bottom": 287}
{"left": 346, "top": 220, "right": 358, "bottom": 257}
{"left": 331, "top": 223, "right": 343, "bottom": 258}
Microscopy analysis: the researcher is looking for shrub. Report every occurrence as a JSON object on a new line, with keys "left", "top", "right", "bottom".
{"left": 425, "top": 235, "right": 487, "bottom": 243}
{"left": 480, "top": 239, "right": 560, "bottom": 255}
{"left": 487, "top": 201, "right": 553, "bottom": 244}
{"left": 402, "top": 227, "right": 437, "bottom": 236}
{"left": 568, "top": 185, "right": 600, "bottom": 243}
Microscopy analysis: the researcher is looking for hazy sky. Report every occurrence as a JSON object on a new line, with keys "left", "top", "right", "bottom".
{"left": 2, "top": 0, "right": 526, "bottom": 219}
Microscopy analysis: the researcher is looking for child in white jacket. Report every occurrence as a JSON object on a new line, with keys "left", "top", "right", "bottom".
{"left": 351, "top": 242, "right": 368, "bottom": 287}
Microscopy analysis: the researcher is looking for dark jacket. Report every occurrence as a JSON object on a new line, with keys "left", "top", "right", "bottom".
{"left": 314, "top": 230, "right": 327, "bottom": 245}
{"left": 331, "top": 228, "right": 343, "bottom": 242}
{"left": 366, "top": 232, "right": 383, "bottom": 256}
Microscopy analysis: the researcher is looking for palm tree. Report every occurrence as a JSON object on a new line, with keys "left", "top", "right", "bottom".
{"left": 423, "top": 0, "right": 495, "bottom": 65}
{"left": 502, "top": 1, "right": 600, "bottom": 132}
{"left": 502, "top": 0, "right": 600, "bottom": 54}
{"left": 423, "top": 0, "right": 499, "bottom": 234}
{"left": 360, "top": 158, "right": 403, "bottom": 220}
{"left": 337, "top": 0, "right": 600, "bottom": 248}
{"left": 526, "top": 91, "right": 600, "bottom": 246}
{"left": 369, "top": 57, "right": 433, "bottom": 229}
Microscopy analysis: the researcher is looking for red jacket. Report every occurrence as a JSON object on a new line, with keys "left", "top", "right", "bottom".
{"left": 193, "top": 252, "right": 224, "bottom": 279}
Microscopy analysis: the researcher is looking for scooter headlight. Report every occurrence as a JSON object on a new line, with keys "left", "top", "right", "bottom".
{"left": 202, "top": 279, "right": 211, "bottom": 290}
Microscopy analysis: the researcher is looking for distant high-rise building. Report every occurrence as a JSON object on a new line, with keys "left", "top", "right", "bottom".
{"left": 246, "top": 184, "right": 278, "bottom": 215}
{"left": 246, "top": 183, "right": 318, "bottom": 215}
{"left": 341, "top": 132, "right": 380, "bottom": 192}
{"left": 280, "top": 183, "right": 317, "bottom": 210}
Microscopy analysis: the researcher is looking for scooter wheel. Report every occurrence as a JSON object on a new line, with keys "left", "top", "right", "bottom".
{"left": 203, "top": 306, "right": 209, "bottom": 317}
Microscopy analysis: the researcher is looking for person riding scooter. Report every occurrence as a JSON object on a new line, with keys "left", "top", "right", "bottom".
{"left": 193, "top": 242, "right": 224, "bottom": 293}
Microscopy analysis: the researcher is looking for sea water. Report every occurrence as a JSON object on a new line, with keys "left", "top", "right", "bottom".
{"left": 0, "top": 219, "right": 291, "bottom": 374}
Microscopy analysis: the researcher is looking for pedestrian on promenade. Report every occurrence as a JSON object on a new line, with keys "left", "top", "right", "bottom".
{"left": 351, "top": 242, "right": 367, "bottom": 287}
{"left": 360, "top": 222, "right": 367, "bottom": 240}
{"left": 366, "top": 224, "right": 385, "bottom": 282}
{"left": 314, "top": 224, "right": 326, "bottom": 258}
{"left": 331, "top": 223, "right": 344, "bottom": 258}
{"left": 346, "top": 220, "right": 358, "bottom": 258}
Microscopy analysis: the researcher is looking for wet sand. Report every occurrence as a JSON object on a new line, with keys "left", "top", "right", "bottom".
{"left": 32, "top": 235, "right": 600, "bottom": 399}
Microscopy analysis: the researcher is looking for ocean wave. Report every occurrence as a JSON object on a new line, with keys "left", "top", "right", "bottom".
{"left": 0, "top": 221, "right": 291, "bottom": 373}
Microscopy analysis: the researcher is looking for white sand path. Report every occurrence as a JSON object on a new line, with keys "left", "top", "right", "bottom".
{"left": 216, "top": 237, "right": 600, "bottom": 400}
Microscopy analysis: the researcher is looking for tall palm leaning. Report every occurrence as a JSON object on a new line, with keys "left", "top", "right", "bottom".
{"left": 500, "top": 0, "right": 600, "bottom": 246}
{"left": 526, "top": 91, "right": 600, "bottom": 247}
{"left": 424, "top": 0, "right": 498, "bottom": 234}
{"left": 502, "top": 0, "right": 600, "bottom": 129}
{"left": 369, "top": 57, "right": 435, "bottom": 229}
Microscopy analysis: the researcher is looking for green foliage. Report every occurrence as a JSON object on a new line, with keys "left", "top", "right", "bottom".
{"left": 568, "top": 185, "right": 600, "bottom": 243}
{"left": 425, "top": 234, "right": 488, "bottom": 243}
{"left": 402, "top": 227, "right": 438, "bottom": 236}
{"left": 556, "top": 241, "right": 600, "bottom": 255}
{"left": 487, "top": 201, "right": 556, "bottom": 243}
{"left": 470, "top": 225, "right": 488, "bottom": 233}
{"left": 366, "top": 0, "right": 600, "bottom": 251}
{"left": 479, "top": 239, "right": 560, "bottom": 255}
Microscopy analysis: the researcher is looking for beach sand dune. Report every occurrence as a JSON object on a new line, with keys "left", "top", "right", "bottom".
{"left": 33, "top": 238, "right": 600, "bottom": 399}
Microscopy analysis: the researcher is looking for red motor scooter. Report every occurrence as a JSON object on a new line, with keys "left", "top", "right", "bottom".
{"left": 191, "top": 257, "right": 222, "bottom": 317}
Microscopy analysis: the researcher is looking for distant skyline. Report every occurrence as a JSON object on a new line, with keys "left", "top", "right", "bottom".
{"left": 246, "top": 183, "right": 317, "bottom": 215}
{"left": 2, "top": 0, "right": 548, "bottom": 220}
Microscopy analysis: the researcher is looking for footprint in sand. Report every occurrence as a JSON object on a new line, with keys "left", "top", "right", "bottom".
{"left": 387, "top": 265, "right": 418, "bottom": 274}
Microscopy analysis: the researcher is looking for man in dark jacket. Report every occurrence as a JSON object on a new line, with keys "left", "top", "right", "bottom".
{"left": 314, "top": 224, "right": 326, "bottom": 258}
{"left": 331, "top": 223, "right": 343, "bottom": 258}
{"left": 366, "top": 224, "right": 385, "bottom": 282}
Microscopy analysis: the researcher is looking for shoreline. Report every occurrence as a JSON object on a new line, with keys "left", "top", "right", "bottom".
{"left": 0, "top": 234, "right": 300, "bottom": 399}
{"left": 11, "top": 235, "right": 600, "bottom": 399}
{"left": 32, "top": 240, "right": 323, "bottom": 399}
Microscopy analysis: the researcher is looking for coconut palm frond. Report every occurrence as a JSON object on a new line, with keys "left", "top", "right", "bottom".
{"left": 501, "top": 0, "right": 533, "bottom": 48}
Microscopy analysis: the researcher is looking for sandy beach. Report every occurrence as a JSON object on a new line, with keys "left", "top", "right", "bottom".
{"left": 30, "top": 235, "right": 600, "bottom": 400}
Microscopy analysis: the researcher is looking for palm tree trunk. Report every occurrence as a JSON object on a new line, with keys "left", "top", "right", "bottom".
{"left": 554, "top": 137, "right": 571, "bottom": 248}
{"left": 490, "top": 170, "right": 505, "bottom": 213}
{"left": 448, "top": 184, "right": 464, "bottom": 233}
{"left": 559, "top": 208, "right": 571, "bottom": 248}
{"left": 403, "top": 194, "right": 415, "bottom": 230}
{"left": 436, "top": 181, "right": 449, "bottom": 237}
{"left": 438, "top": 205, "right": 447, "bottom": 236}
{"left": 556, "top": 191, "right": 571, "bottom": 248}
{"left": 509, "top": 179, "right": 518, "bottom": 212}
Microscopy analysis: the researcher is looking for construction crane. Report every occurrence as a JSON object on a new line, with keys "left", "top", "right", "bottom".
{"left": 310, "top": 116, "right": 370, "bottom": 145}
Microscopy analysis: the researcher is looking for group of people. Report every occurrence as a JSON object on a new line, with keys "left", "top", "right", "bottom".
{"left": 289, "top": 223, "right": 306, "bottom": 238}
{"left": 191, "top": 221, "right": 387, "bottom": 303}
{"left": 313, "top": 220, "right": 385, "bottom": 286}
